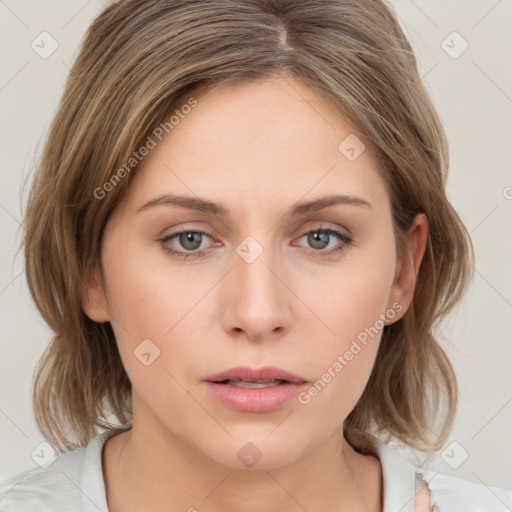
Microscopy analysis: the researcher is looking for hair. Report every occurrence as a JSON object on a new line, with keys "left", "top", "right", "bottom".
{"left": 23, "top": 0, "right": 474, "bottom": 454}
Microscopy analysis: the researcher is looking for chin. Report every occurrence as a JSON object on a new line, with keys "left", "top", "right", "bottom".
{"left": 199, "top": 431, "right": 311, "bottom": 471}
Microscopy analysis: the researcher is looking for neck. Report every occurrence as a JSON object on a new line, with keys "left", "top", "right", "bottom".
{"left": 103, "top": 420, "right": 382, "bottom": 512}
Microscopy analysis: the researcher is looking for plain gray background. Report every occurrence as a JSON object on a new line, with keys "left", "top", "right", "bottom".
{"left": 0, "top": 0, "right": 511, "bottom": 490}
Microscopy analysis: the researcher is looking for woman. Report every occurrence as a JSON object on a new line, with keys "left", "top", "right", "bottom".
{"left": 1, "top": 1, "right": 510, "bottom": 510}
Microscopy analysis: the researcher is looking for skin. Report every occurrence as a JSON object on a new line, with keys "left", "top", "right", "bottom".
{"left": 83, "top": 75, "right": 428, "bottom": 512}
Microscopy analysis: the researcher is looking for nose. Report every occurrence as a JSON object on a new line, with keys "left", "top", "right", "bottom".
{"left": 220, "top": 238, "right": 292, "bottom": 343}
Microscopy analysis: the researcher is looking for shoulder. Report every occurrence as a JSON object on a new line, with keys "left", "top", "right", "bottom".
{"left": 421, "top": 470, "right": 512, "bottom": 512}
{"left": 350, "top": 431, "right": 512, "bottom": 512}
{"left": 0, "top": 428, "right": 121, "bottom": 512}
{"left": 0, "top": 446, "right": 86, "bottom": 511}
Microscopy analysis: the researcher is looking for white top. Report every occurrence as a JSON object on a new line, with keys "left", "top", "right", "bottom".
{"left": 1, "top": 429, "right": 511, "bottom": 511}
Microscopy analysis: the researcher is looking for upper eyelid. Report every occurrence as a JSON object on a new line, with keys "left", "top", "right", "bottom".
{"left": 162, "top": 223, "right": 349, "bottom": 236}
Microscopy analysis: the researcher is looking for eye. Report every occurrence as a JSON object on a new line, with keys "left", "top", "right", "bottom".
{"left": 158, "top": 229, "right": 216, "bottom": 260}
{"left": 295, "top": 225, "right": 353, "bottom": 257}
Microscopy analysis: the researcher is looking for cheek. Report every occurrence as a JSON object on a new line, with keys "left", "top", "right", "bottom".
{"left": 100, "top": 245, "right": 197, "bottom": 416}
{"left": 100, "top": 232, "right": 214, "bottom": 385}
{"left": 297, "top": 227, "right": 396, "bottom": 346}
{"left": 292, "top": 234, "right": 396, "bottom": 419}
{"left": 101, "top": 230, "right": 177, "bottom": 334}
{"left": 294, "top": 287, "right": 387, "bottom": 431}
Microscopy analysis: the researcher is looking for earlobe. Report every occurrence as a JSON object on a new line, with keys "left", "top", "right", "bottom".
{"left": 81, "top": 270, "right": 111, "bottom": 323}
{"left": 385, "top": 213, "right": 428, "bottom": 324}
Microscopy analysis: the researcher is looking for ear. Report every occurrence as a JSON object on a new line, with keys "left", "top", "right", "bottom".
{"left": 81, "top": 268, "right": 111, "bottom": 323}
{"left": 385, "top": 213, "right": 428, "bottom": 324}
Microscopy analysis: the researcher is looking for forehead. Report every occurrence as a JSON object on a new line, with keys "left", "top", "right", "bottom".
{"left": 124, "top": 77, "right": 389, "bottom": 216}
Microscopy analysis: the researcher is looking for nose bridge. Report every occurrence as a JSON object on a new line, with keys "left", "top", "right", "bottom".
{"left": 235, "top": 233, "right": 281, "bottom": 306}
{"left": 223, "top": 233, "right": 290, "bottom": 339}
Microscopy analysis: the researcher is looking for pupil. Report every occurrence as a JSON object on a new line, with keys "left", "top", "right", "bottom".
{"left": 181, "top": 232, "right": 201, "bottom": 250}
{"left": 309, "top": 231, "right": 329, "bottom": 249}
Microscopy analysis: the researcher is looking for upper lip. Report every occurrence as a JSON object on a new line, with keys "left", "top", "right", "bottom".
{"left": 204, "top": 366, "right": 309, "bottom": 384}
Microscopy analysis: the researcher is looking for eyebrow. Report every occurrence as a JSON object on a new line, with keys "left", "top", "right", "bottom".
{"left": 137, "top": 193, "right": 372, "bottom": 216}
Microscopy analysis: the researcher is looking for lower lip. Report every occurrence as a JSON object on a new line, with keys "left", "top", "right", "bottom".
{"left": 202, "top": 381, "right": 309, "bottom": 412}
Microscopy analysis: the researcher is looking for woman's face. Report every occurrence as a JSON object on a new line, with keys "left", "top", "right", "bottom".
{"left": 84, "top": 76, "right": 424, "bottom": 469}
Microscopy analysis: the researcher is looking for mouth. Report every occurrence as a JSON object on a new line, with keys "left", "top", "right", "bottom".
{"left": 202, "top": 366, "right": 309, "bottom": 412}
{"left": 203, "top": 365, "right": 309, "bottom": 385}
{"left": 212, "top": 379, "right": 289, "bottom": 388}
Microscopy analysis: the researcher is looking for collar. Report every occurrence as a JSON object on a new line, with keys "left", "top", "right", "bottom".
{"left": 346, "top": 429, "right": 420, "bottom": 512}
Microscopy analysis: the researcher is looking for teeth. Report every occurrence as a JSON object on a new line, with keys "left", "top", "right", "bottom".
{"left": 225, "top": 379, "right": 284, "bottom": 388}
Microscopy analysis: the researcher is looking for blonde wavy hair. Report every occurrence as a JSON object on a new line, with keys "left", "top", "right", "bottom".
{"left": 23, "top": 0, "right": 474, "bottom": 454}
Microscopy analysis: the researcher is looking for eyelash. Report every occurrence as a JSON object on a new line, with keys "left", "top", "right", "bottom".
{"left": 158, "top": 225, "right": 353, "bottom": 261}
